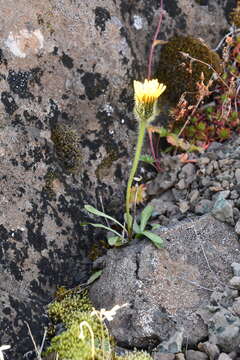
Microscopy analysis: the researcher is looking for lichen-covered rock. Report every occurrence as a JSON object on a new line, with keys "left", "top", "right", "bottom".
{"left": 89, "top": 215, "right": 240, "bottom": 350}
{"left": 0, "top": 0, "right": 235, "bottom": 358}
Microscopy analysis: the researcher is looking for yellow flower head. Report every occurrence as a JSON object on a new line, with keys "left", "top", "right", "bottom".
{"left": 133, "top": 79, "right": 166, "bottom": 123}
{"left": 134, "top": 79, "right": 166, "bottom": 105}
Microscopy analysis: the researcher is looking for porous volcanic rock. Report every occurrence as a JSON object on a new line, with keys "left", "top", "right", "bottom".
{"left": 0, "top": 0, "right": 235, "bottom": 358}
{"left": 90, "top": 215, "right": 240, "bottom": 350}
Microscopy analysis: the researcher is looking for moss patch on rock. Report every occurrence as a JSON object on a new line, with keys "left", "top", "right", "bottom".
{"left": 47, "top": 288, "right": 92, "bottom": 325}
{"left": 51, "top": 124, "right": 82, "bottom": 173}
{"left": 45, "top": 287, "right": 154, "bottom": 360}
{"left": 157, "top": 36, "right": 221, "bottom": 104}
{"left": 45, "top": 288, "right": 111, "bottom": 360}
{"left": 95, "top": 149, "right": 119, "bottom": 180}
{"left": 45, "top": 311, "right": 111, "bottom": 360}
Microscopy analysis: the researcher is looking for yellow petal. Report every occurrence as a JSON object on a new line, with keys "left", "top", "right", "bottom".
{"left": 134, "top": 79, "right": 166, "bottom": 104}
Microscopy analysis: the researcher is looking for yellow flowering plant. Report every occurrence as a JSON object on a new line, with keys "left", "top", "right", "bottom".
{"left": 126, "top": 79, "right": 166, "bottom": 238}
{"left": 81, "top": 79, "right": 166, "bottom": 248}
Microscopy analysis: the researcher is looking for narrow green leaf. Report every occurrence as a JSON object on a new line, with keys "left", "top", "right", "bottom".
{"left": 84, "top": 205, "right": 126, "bottom": 232}
{"left": 80, "top": 222, "right": 91, "bottom": 226}
{"left": 83, "top": 221, "right": 123, "bottom": 238}
{"left": 140, "top": 205, "right": 154, "bottom": 232}
{"left": 87, "top": 270, "right": 102, "bottom": 285}
{"left": 142, "top": 230, "right": 164, "bottom": 249}
{"left": 107, "top": 236, "right": 124, "bottom": 247}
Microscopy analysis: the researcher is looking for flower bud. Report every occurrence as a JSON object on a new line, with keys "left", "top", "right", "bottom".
{"left": 133, "top": 79, "right": 166, "bottom": 123}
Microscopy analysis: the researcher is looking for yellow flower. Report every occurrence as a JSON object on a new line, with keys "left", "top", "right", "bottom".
{"left": 133, "top": 79, "right": 166, "bottom": 123}
{"left": 134, "top": 79, "right": 166, "bottom": 105}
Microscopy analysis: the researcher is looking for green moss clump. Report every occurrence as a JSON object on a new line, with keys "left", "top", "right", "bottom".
{"left": 51, "top": 124, "right": 82, "bottom": 173}
{"left": 47, "top": 289, "right": 92, "bottom": 325}
{"left": 45, "top": 289, "right": 116, "bottom": 360}
{"left": 46, "top": 289, "right": 153, "bottom": 360}
{"left": 157, "top": 36, "right": 221, "bottom": 104}
{"left": 45, "top": 311, "right": 111, "bottom": 360}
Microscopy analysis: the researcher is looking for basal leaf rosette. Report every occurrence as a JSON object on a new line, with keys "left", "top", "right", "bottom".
{"left": 134, "top": 79, "right": 166, "bottom": 123}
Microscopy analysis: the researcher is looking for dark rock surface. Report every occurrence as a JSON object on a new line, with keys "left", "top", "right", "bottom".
{"left": 0, "top": 0, "right": 236, "bottom": 358}
{"left": 89, "top": 215, "right": 240, "bottom": 349}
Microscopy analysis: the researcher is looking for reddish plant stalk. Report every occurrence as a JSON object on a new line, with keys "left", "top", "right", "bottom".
{"left": 147, "top": 0, "right": 164, "bottom": 171}
{"left": 147, "top": 129, "right": 161, "bottom": 172}
{"left": 147, "top": 0, "right": 164, "bottom": 80}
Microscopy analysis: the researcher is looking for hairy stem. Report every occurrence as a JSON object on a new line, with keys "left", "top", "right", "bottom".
{"left": 126, "top": 120, "right": 147, "bottom": 238}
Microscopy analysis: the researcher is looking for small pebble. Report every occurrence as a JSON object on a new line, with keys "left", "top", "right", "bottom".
{"left": 212, "top": 160, "right": 219, "bottom": 170}
{"left": 235, "top": 169, "right": 240, "bottom": 184}
{"left": 229, "top": 276, "right": 240, "bottom": 289}
{"left": 185, "top": 350, "right": 208, "bottom": 360}
{"left": 219, "top": 159, "right": 234, "bottom": 168}
{"left": 175, "top": 354, "right": 185, "bottom": 360}
{"left": 201, "top": 177, "right": 211, "bottom": 187}
{"left": 199, "top": 157, "right": 210, "bottom": 165}
{"left": 189, "top": 189, "right": 199, "bottom": 203}
{"left": 218, "top": 354, "right": 232, "bottom": 360}
{"left": 152, "top": 353, "right": 175, "bottom": 360}
{"left": 222, "top": 180, "right": 230, "bottom": 189}
{"left": 212, "top": 199, "right": 234, "bottom": 225}
{"left": 176, "top": 179, "right": 186, "bottom": 190}
{"left": 195, "top": 199, "right": 213, "bottom": 215}
{"left": 181, "top": 163, "right": 196, "bottom": 177}
{"left": 231, "top": 263, "right": 240, "bottom": 277}
{"left": 230, "top": 190, "right": 239, "bottom": 200}
{"left": 206, "top": 162, "right": 214, "bottom": 175}
{"left": 228, "top": 351, "right": 238, "bottom": 359}
{"left": 231, "top": 298, "right": 240, "bottom": 316}
{"left": 233, "top": 208, "right": 240, "bottom": 222}
{"left": 179, "top": 200, "right": 190, "bottom": 213}
{"left": 235, "top": 220, "right": 240, "bottom": 235}
{"left": 198, "top": 342, "right": 220, "bottom": 360}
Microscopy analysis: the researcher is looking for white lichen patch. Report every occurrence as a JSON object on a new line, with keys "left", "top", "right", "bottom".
{"left": 133, "top": 15, "right": 143, "bottom": 30}
{"left": 5, "top": 29, "right": 44, "bottom": 58}
{"left": 100, "top": 103, "right": 114, "bottom": 116}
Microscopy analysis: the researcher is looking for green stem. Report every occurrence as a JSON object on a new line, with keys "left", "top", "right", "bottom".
{"left": 126, "top": 120, "right": 147, "bottom": 239}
